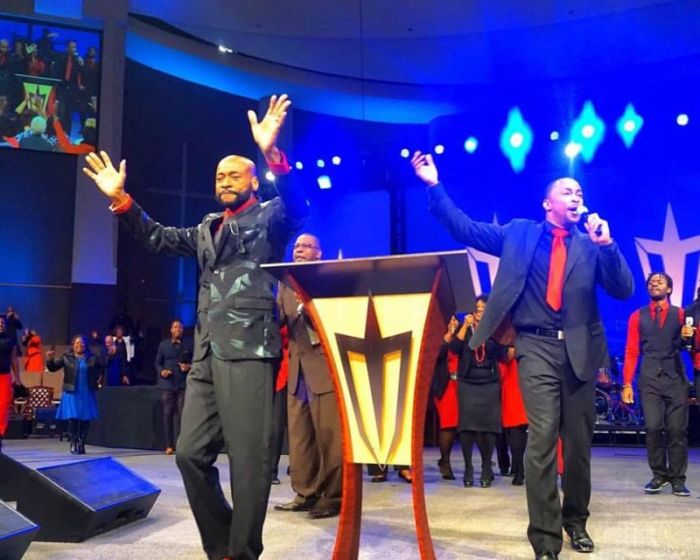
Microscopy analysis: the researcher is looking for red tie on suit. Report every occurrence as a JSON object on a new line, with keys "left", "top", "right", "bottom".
{"left": 65, "top": 56, "right": 72, "bottom": 81}
{"left": 546, "top": 228, "right": 569, "bottom": 312}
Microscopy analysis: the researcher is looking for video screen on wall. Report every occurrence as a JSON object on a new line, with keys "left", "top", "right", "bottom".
{"left": 0, "top": 14, "right": 102, "bottom": 154}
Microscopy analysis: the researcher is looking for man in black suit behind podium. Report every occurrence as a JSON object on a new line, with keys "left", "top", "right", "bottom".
{"left": 411, "top": 152, "right": 634, "bottom": 560}
{"left": 82, "top": 95, "right": 308, "bottom": 560}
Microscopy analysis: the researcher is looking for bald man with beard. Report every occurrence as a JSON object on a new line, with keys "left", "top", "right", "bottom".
{"left": 83, "top": 95, "right": 308, "bottom": 560}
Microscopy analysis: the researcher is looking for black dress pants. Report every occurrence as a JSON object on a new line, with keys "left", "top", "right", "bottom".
{"left": 270, "top": 386, "right": 288, "bottom": 479}
{"left": 162, "top": 389, "right": 185, "bottom": 449}
{"left": 516, "top": 333, "right": 595, "bottom": 555}
{"left": 639, "top": 372, "right": 689, "bottom": 483}
{"left": 175, "top": 355, "right": 275, "bottom": 560}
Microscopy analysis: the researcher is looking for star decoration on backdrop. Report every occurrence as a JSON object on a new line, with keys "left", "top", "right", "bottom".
{"left": 634, "top": 203, "right": 700, "bottom": 307}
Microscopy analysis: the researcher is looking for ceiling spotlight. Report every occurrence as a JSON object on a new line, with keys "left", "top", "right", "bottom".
{"left": 316, "top": 159, "right": 325, "bottom": 168}
{"left": 331, "top": 156, "right": 341, "bottom": 165}
{"left": 550, "top": 131, "right": 560, "bottom": 141}
{"left": 677, "top": 113, "right": 689, "bottom": 126}
{"left": 317, "top": 175, "right": 332, "bottom": 190}
{"left": 400, "top": 148, "right": 410, "bottom": 158}
{"left": 564, "top": 142, "right": 582, "bottom": 159}
{"left": 295, "top": 161, "right": 304, "bottom": 170}
{"left": 581, "top": 124, "right": 596, "bottom": 139}
{"left": 264, "top": 170, "right": 275, "bottom": 182}
{"left": 434, "top": 144, "right": 445, "bottom": 155}
{"left": 464, "top": 137, "right": 478, "bottom": 154}
{"left": 500, "top": 107, "right": 533, "bottom": 172}
{"left": 570, "top": 101, "right": 606, "bottom": 162}
{"left": 509, "top": 132, "right": 524, "bottom": 149}
{"left": 218, "top": 45, "right": 233, "bottom": 54}
{"left": 616, "top": 103, "right": 643, "bottom": 148}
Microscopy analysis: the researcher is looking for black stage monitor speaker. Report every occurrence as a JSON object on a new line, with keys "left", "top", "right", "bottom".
{"left": 17, "top": 457, "right": 160, "bottom": 542}
{"left": 0, "top": 454, "right": 32, "bottom": 503}
{"left": 0, "top": 499, "right": 39, "bottom": 560}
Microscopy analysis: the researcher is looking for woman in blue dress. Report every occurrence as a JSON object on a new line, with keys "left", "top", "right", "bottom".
{"left": 47, "top": 334, "right": 102, "bottom": 454}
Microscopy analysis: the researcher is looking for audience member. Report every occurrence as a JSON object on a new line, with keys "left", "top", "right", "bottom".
{"left": 154, "top": 319, "right": 192, "bottom": 455}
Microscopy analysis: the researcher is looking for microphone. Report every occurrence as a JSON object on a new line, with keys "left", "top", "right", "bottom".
{"left": 685, "top": 317, "right": 695, "bottom": 352}
{"left": 575, "top": 205, "right": 603, "bottom": 236}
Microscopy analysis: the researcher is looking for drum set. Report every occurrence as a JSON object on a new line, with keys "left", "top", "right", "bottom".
{"left": 594, "top": 358, "right": 644, "bottom": 427}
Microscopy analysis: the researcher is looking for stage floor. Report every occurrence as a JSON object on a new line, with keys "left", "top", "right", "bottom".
{"left": 4, "top": 439, "right": 699, "bottom": 559}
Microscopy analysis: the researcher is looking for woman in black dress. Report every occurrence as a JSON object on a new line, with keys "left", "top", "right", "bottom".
{"left": 451, "top": 295, "right": 503, "bottom": 488}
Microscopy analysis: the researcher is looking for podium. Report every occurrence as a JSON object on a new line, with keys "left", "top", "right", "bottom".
{"left": 263, "top": 250, "right": 473, "bottom": 559}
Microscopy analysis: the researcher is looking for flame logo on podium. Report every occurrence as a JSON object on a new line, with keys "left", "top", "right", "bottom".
{"left": 335, "top": 296, "right": 412, "bottom": 468}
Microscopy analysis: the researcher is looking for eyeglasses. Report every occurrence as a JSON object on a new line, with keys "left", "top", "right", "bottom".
{"left": 293, "top": 243, "right": 319, "bottom": 250}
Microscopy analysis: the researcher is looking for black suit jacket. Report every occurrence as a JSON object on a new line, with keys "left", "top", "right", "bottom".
{"left": 429, "top": 183, "right": 634, "bottom": 381}
{"left": 118, "top": 173, "right": 308, "bottom": 362}
{"left": 47, "top": 352, "right": 103, "bottom": 392}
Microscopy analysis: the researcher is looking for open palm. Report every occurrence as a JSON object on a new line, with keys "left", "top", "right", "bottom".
{"left": 83, "top": 151, "right": 126, "bottom": 199}
{"left": 247, "top": 94, "right": 291, "bottom": 156}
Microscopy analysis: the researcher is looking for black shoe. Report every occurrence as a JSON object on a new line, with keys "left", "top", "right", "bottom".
{"left": 480, "top": 477, "right": 493, "bottom": 488}
{"left": 77, "top": 439, "right": 85, "bottom": 455}
{"left": 535, "top": 552, "right": 558, "bottom": 560}
{"left": 307, "top": 506, "right": 340, "bottom": 519}
{"left": 70, "top": 439, "right": 79, "bottom": 455}
{"left": 566, "top": 528, "right": 594, "bottom": 553}
{"left": 274, "top": 498, "right": 316, "bottom": 512}
{"left": 512, "top": 474, "right": 525, "bottom": 486}
{"left": 370, "top": 474, "right": 387, "bottom": 483}
{"left": 672, "top": 482, "right": 690, "bottom": 497}
{"left": 463, "top": 478, "right": 473, "bottom": 487}
{"left": 438, "top": 459, "right": 456, "bottom": 480}
{"left": 644, "top": 476, "right": 669, "bottom": 494}
{"left": 271, "top": 477, "right": 281, "bottom": 485}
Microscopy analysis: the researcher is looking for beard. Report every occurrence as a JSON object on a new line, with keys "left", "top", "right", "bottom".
{"left": 217, "top": 189, "right": 251, "bottom": 210}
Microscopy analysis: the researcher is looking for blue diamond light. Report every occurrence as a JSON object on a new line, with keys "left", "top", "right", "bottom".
{"left": 616, "top": 103, "right": 644, "bottom": 148}
{"left": 570, "top": 101, "right": 606, "bottom": 163}
{"left": 499, "top": 107, "right": 533, "bottom": 173}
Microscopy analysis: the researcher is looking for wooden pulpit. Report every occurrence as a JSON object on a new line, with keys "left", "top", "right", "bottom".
{"left": 263, "top": 250, "right": 473, "bottom": 559}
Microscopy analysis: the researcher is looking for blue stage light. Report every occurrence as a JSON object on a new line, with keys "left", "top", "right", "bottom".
{"left": 464, "top": 137, "right": 478, "bottom": 153}
{"left": 677, "top": 113, "right": 689, "bottom": 126}
{"left": 317, "top": 175, "right": 332, "bottom": 190}
{"left": 331, "top": 156, "right": 341, "bottom": 165}
{"left": 616, "top": 104, "right": 644, "bottom": 148}
{"left": 316, "top": 159, "right": 326, "bottom": 168}
{"left": 569, "top": 101, "right": 606, "bottom": 163}
{"left": 499, "top": 107, "right": 533, "bottom": 172}
{"left": 264, "top": 170, "right": 275, "bottom": 182}
{"left": 400, "top": 148, "right": 410, "bottom": 158}
{"left": 564, "top": 142, "right": 582, "bottom": 159}
{"left": 434, "top": 144, "right": 445, "bottom": 155}
{"left": 550, "top": 131, "right": 560, "bottom": 141}
{"left": 295, "top": 161, "right": 304, "bottom": 170}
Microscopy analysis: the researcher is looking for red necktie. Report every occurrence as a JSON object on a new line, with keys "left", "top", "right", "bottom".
{"left": 546, "top": 228, "right": 569, "bottom": 312}
{"left": 65, "top": 56, "right": 72, "bottom": 81}
{"left": 655, "top": 306, "right": 663, "bottom": 327}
